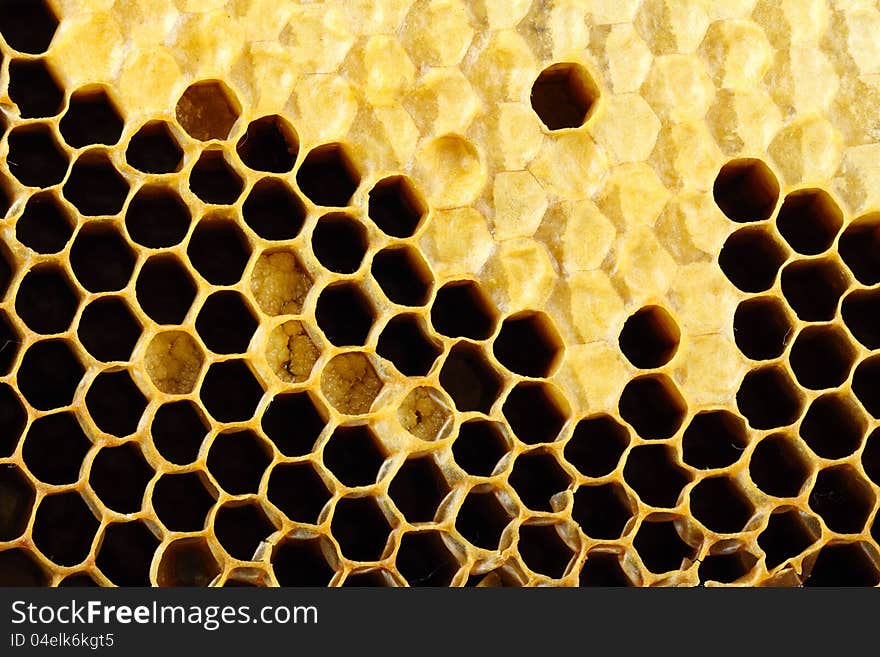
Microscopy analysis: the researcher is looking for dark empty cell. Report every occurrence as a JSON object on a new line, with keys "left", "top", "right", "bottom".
{"left": 17, "top": 340, "right": 83, "bottom": 410}
{"left": 236, "top": 115, "right": 298, "bottom": 173}
{"left": 136, "top": 255, "right": 197, "bottom": 324}
{"left": 187, "top": 220, "right": 251, "bottom": 285}
{"left": 579, "top": 552, "right": 634, "bottom": 587}
{"left": 623, "top": 444, "right": 691, "bottom": 508}
{"left": 775, "top": 189, "right": 843, "bottom": 255}
{"left": 69, "top": 224, "right": 136, "bottom": 292}
{"left": 736, "top": 366, "right": 803, "bottom": 430}
{"left": 509, "top": 451, "right": 570, "bottom": 512}
{"left": 15, "top": 266, "right": 78, "bottom": 334}
{"left": 157, "top": 538, "right": 220, "bottom": 587}
{"left": 272, "top": 538, "right": 335, "bottom": 586}
{"left": 22, "top": 412, "right": 89, "bottom": 485}
{"left": 371, "top": 246, "right": 433, "bottom": 306}
{"left": 572, "top": 483, "right": 634, "bottom": 540}
{"left": 453, "top": 420, "right": 509, "bottom": 476}
{"left": 564, "top": 415, "right": 630, "bottom": 478}
{"left": 89, "top": 443, "right": 153, "bottom": 513}
{"left": 85, "top": 369, "right": 147, "bottom": 437}
{"left": 151, "top": 401, "right": 208, "bottom": 465}
{"left": 367, "top": 175, "right": 426, "bottom": 238}
{"left": 854, "top": 357, "right": 880, "bottom": 418}
{"left": 15, "top": 192, "right": 73, "bottom": 253}
{"left": 0, "top": 549, "right": 46, "bottom": 586}
{"left": 389, "top": 456, "right": 449, "bottom": 523}
{"left": 331, "top": 497, "right": 392, "bottom": 561}
{"left": 800, "top": 393, "right": 865, "bottom": 460}
{"left": 530, "top": 62, "right": 599, "bottom": 130}
{"left": 314, "top": 283, "right": 374, "bottom": 347}
{"left": 633, "top": 518, "right": 694, "bottom": 574}
{"left": 175, "top": 80, "right": 240, "bottom": 142}
{"left": 206, "top": 430, "right": 270, "bottom": 495}
{"left": 494, "top": 312, "right": 563, "bottom": 377}
{"left": 376, "top": 314, "right": 441, "bottom": 376}
{"left": 839, "top": 213, "right": 880, "bottom": 285}
{"left": 267, "top": 462, "right": 331, "bottom": 524}
{"left": 0, "top": 466, "right": 34, "bottom": 541}
{"left": 503, "top": 382, "right": 569, "bottom": 444}
{"left": 63, "top": 151, "right": 130, "bottom": 216}
{"left": 789, "top": 326, "right": 855, "bottom": 390}
{"left": 733, "top": 296, "right": 793, "bottom": 360}
{"left": 311, "top": 212, "right": 367, "bottom": 274}
{"left": 842, "top": 289, "right": 880, "bottom": 349}
{"left": 0, "top": 0, "right": 58, "bottom": 53}
{"left": 431, "top": 281, "right": 497, "bottom": 340}
{"left": 681, "top": 410, "right": 748, "bottom": 470}
{"left": 96, "top": 521, "right": 159, "bottom": 586}
{"left": 518, "top": 524, "right": 574, "bottom": 579}
{"left": 341, "top": 570, "right": 397, "bottom": 587}
{"left": 863, "top": 429, "right": 880, "bottom": 486}
{"left": 455, "top": 490, "right": 512, "bottom": 551}
{"left": 804, "top": 542, "right": 880, "bottom": 587}
{"left": 296, "top": 143, "right": 360, "bottom": 207}
{"left": 809, "top": 466, "right": 874, "bottom": 534}
{"left": 8, "top": 58, "right": 62, "bottom": 118}
{"left": 323, "top": 425, "right": 385, "bottom": 488}
{"left": 439, "top": 343, "right": 502, "bottom": 414}
{"left": 397, "top": 531, "right": 459, "bottom": 586}
{"left": 58, "top": 573, "right": 98, "bottom": 587}
{"left": 189, "top": 150, "right": 244, "bottom": 205}
{"left": 152, "top": 472, "right": 215, "bottom": 532}
{"left": 0, "top": 383, "right": 26, "bottom": 456}
{"left": 126, "top": 121, "right": 184, "bottom": 174}
{"left": 195, "top": 291, "right": 257, "bottom": 354}
{"left": 618, "top": 305, "right": 680, "bottom": 369}
{"left": 77, "top": 297, "right": 142, "bottom": 361}
{"left": 242, "top": 178, "right": 306, "bottom": 240}
{"left": 698, "top": 551, "right": 758, "bottom": 584}
{"left": 781, "top": 258, "right": 849, "bottom": 322}
{"left": 759, "top": 509, "right": 819, "bottom": 570}
{"left": 618, "top": 374, "right": 687, "bottom": 440}
{"left": 261, "top": 392, "right": 327, "bottom": 457}
{"left": 749, "top": 434, "right": 811, "bottom": 497}
{"left": 125, "top": 184, "right": 191, "bottom": 248}
{"left": 713, "top": 158, "right": 780, "bottom": 223}
{"left": 689, "top": 477, "right": 754, "bottom": 533}
{"left": 214, "top": 502, "right": 276, "bottom": 561}
{"left": 718, "top": 226, "right": 788, "bottom": 293}
{"left": 7, "top": 124, "right": 68, "bottom": 187}
{"left": 0, "top": 312, "right": 17, "bottom": 376}
{"left": 59, "top": 87, "right": 124, "bottom": 148}
{"left": 32, "top": 492, "right": 98, "bottom": 567}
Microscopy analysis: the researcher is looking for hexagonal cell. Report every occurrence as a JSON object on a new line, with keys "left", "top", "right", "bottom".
{"left": 371, "top": 246, "right": 434, "bottom": 307}
{"left": 681, "top": 410, "right": 748, "bottom": 470}
{"left": 188, "top": 218, "right": 251, "bottom": 285}
{"left": 189, "top": 150, "right": 244, "bottom": 205}
{"left": 7, "top": 124, "right": 68, "bottom": 188}
{"left": 455, "top": 489, "right": 512, "bottom": 551}
{"left": 0, "top": 383, "right": 26, "bottom": 457}
{"left": 718, "top": 226, "right": 788, "bottom": 293}
{"left": 89, "top": 443, "right": 153, "bottom": 514}
{"left": 775, "top": 189, "right": 842, "bottom": 256}
{"left": 331, "top": 496, "right": 392, "bottom": 562}
{"left": 15, "top": 265, "right": 78, "bottom": 334}
{"left": 572, "top": 482, "right": 635, "bottom": 540}
{"left": 618, "top": 305, "right": 680, "bottom": 370}
{"left": 0, "top": 549, "right": 47, "bottom": 586}
{"left": 201, "top": 361, "right": 264, "bottom": 423}
{"left": 242, "top": 178, "right": 306, "bottom": 241}
{"left": 85, "top": 369, "right": 147, "bottom": 437}
{"left": 125, "top": 184, "right": 191, "bottom": 249}
{"left": 431, "top": 280, "right": 497, "bottom": 340}
{"left": 175, "top": 80, "right": 240, "bottom": 142}
{"left": 453, "top": 420, "right": 510, "bottom": 477}
{"left": 494, "top": 311, "right": 563, "bottom": 378}
{"left": 321, "top": 352, "right": 383, "bottom": 416}
{"left": 713, "top": 158, "right": 780, "bottom": 223}
{"left": 698, "top": 550, "right": 758, "bottom": 585}
{"left": 70, "top": 223, "right": 136, "bottom": 293}
{"left": 389, "top": 456, "right": 449, "bottom": 523}
{"left": 0, "top": 312, "right": 17, "bottom": 376}
{"left": 618, "top": 374, "right": 687, "bottom": 440}
{"left": 804, "top": 542, "right": 880, "bottom": 587}
{"left": 151, "top": 401, "right": 207, "bottom": 466}
{"left": 397, "top": 531, "right": 459, "bottom": 587}
{"left": 377, "top": 314, "right": 441, "bottom": 377}
{"left": 157, "top": 538, "right": 220, "bottom": 587}
{"left": 800, "top": 393, "right": 865, "bottom": 460}
{"left": 503, "top": 382, "right": 569, "bottom": 445}
{"left": 196, "top": 291, "right": 257, "bottom": 354}
{"left": 749, "top": 434, "right": 812, "bottom": 498}
{"left": 59, "top": 86, "right": 124, "bottom": 148}
{"left": 736, "top": 365, "right": 803, "bottom": 430}
{"left": 207, "top": 430, "right": 271, "bottom": 495}
{"left": 267, "top": 462, "right": 331, "bottom": 524}
{"left": 0, "top": 249, "right": 12, "bottom": 301}
{"left": 136, "top": 255, "right": 198, "bottom": 324}
{"left": 564, "top": 415, "right": 630, "bottom": 478}
{"left": 861, "top": 429, "right": 880, "bottom": 487}
{"left": 633, "top": 517, "right": 696, "bottom": 575}
{"left": 790, "top": 325, "right": 856, "bottom": 390}
{"left": 623, "top": 444, "right": 691, "bottom": 508}
{"left": 839, "top": 213, "right": 880, "bottom": 286}
{"left": 272, "top": 536, "right": 335, "bottom": 586}
{"left": 367, "top": 175, "right": 426, "bottom": 238}
{"left": 398, "top": 386, "right": 452, "bottom": 442}
{"left": 579, "top": 551, "right": 635, "bottom": 587}
{"left": 843, "top": 289, "right": 880, "bottom": 349}
{"left": 215, "top": 502, "right": 276, "bottom": 561}
{"left": 266, "top": 320, "right": 320, "bottom": 383}
{"left": 23, "top": 412, "right": 89, "bottom": 485}
{"left": 733, "top": 296, "right": 793, "bottom": 360}
{"left": 530, "top": 62, "right": 599, "bottom": 131}
{"left": 509, "top": 450, "right": 570, "bottom": 512}
{"left": 126, "top": 120, "right": 184, "bottom": 174}
{"left": 78, "top": 296, "right": 142, "bottom": 362}
{"left": 17, "top": 339, "right": 84, "bottom": 411}
{"left": 63, "top": 150, "right": 130, "bottom": 216}
{"left": 758, "top": 509, "right": 820, "bottom": 570}
{"left": 323, "top": 424, "right": 385, "bottom": 488}
{"left": 781, "top": 258, "right": 849, "bottom": 322}
{"left": 689, "top": 476, "right": 754, "bottom": 534}
{"left": 8, "top": 58, "right": 62, "bottom": 118}
{"left": 96, "top": 521, "right": 159, "bottom": 586}
{"left": 296, "top": 143, "right": 360, "bottom": 207}
{"left": 518, "top": 523, "right": 575, "bottom": 579}
{"left": 236, "top": 115, "right": 299, "bottom": 173}
{"left": 856, "top": 357, "right": 880, "bottom": 419}
{"left": 0, "top": 0, "right": 57, "bottom": 53}
{"left": 809, "top": 466, "right": 875, "bottom": 534}
{"left": 144, "top": 331, "right": 204, "bottom": 394}
{"left": 251, "top": 250, "right": 312, "bottom": 315}
{"left": 439, "top": 342, "right": 502, "bottom": 414}
{"left": 15, "top": 191, "right": 73, "bottom": 254}
{"left": 152, "top": 472, "right": 214, "bottom": 532}
{"left": 32, "top": 491, "right": 98, "bottom": 566}
{"left": 314, "top": 282, "right": 374, "bottom": 347}
{"left": 0, "top": 465, "right": 34, "bottom": 541}
{"left": 311, "top": 212, "right": 367, "bottom": 275}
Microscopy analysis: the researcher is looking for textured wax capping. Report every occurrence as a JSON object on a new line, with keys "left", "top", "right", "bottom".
{"left": 1, "top": 0, "right": 880, "bottom": 588}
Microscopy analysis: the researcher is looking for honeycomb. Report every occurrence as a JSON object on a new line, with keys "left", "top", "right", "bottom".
{"left": 2, "top": 0, "right": 880, "bottom": 587}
